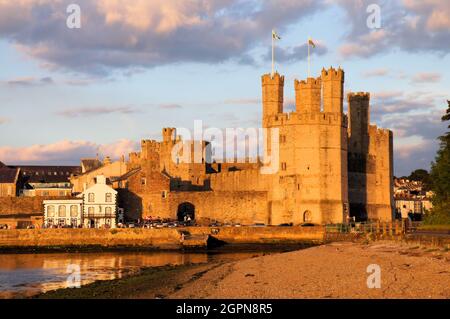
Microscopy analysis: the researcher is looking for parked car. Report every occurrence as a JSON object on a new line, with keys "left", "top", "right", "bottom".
{"left": 127, "top": 223, "right": 135, "bottom": 228}
{"left": 300, "top": 223, "right": 315, "bottom": 227}
{"left": 252, "top": 223, "right": 266, "bottom": 227}
{"left": 278, "top": 223, "right": 293, "bottom": 227}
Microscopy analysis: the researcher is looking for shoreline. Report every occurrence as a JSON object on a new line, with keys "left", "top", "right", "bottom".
{"left": 33, "top": 240, "right": 450, "bottom": 299}
{"left": 0, "top": 242, "right": 316, "bottom": 254}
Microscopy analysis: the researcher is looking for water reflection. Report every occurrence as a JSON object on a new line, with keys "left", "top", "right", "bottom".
{"left": 0, "top": 251, "right": 263, "bottom": 298}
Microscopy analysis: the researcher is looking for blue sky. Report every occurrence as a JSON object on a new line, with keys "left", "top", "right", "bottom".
{"left": 0, "top": 0, "right": 448, "bottom": 176}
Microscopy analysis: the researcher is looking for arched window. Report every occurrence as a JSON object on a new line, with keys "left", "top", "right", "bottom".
{"left": 70, "top": 205, "right": 78, "bottom": 217}
{"left": 88, "top": 193, "right": 95, "bottom": 202}
{"left": 88, "top": 207, "right": 95, "bottom": 218}
{"left": 303, "top": 210, "right": 312, "bottom": 223}
{"left": 58, "top": 205, "right": 66, "bottom": 217}
{"left": 47, "top": 205, "right": 55, "bottom": 217}
{"left": 105, "top": 207, "right": 112, "bottom": 217}
{"left": 105, "top": 193, "right": 112, "bottom": 202}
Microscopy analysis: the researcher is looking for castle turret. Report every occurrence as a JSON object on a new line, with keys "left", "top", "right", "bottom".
{"left": 261, "top": 72, "right": 284, "bottom": 127}
{"left": 348, "top": 92, "right": 370, "bottom": 154}
{"left": 322, "top": 67, "right": 344, "bottom": 113}
{"left": 162, "top": 127, "right": 176, "bottom": 144}
{"left": 294, "top": 77, "right": 321, "bottom": 113}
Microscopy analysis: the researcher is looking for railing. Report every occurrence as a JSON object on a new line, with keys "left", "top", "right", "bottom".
{"left": 325, "top": 220, "right": 422, "bottom": 236}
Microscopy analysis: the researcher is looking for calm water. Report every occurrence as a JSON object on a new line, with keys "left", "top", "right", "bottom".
{"left": 0, "top": 250, "right": 273, "bottom": 298}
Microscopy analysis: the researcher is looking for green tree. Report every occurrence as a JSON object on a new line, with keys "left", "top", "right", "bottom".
{"left": 425, "top": 100, "right": 450, "bottom": 224}
{"left": 408, "top": 169, "right": 431, "bottom": 190}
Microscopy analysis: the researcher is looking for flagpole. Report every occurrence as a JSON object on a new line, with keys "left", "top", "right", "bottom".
{"left": 307, "top": 36, "right": 310, "bottom": 78}
{"left": 272, "top": 30, "right": 275, "bottom": 77}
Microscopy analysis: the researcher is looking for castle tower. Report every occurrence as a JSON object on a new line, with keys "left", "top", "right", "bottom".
{"left": 322, "top": 67, "right": 344, "bottom": 113}
{"left": 348, "top": 92, "right": 370, "bottom": 154}
{"left": 162, "top": 127, "right": 176, "bottom": 144}
{"left": 294, "top": 77, "right": 321, "bottom": 113}
{"left": 261, "top": 72, "right": 284, "bottom": 127}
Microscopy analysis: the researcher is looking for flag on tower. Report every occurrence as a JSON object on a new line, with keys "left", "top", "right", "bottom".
{"left": 308, "top": 37, "right": 316, "bottom": 48}
{"left": 272, "top": 30, "right": 281, "bottom": 40}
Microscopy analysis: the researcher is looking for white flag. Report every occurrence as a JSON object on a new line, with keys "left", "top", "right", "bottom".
{"left": 272, "top": 30, "right": 281, "bottom": 40}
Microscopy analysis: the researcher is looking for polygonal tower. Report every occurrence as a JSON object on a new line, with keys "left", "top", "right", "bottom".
{"left": 261, "top": 72, "right": 284, "bottom": 127}
{"left": 322, "top": 67, "right": 344, "bottom": 113}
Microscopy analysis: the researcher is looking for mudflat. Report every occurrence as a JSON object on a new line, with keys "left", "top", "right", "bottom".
{"left": 36, "top": 241, "right": 450, "bottom": 299}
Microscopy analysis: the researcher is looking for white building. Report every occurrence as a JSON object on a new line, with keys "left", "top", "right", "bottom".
{"left": 43, "top": 199, "right": 83, "bottom": 228}
{"left": 43, "top": 175, "right": 118, "bottom": 228}
{"left": 82, "top": 175, "right": 118, "bottom": 228}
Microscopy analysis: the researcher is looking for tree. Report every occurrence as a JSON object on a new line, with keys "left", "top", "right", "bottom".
{"left": 408, "top": 169, "right": 431, "bottom": 190}
{"left": 426, "top": 100, "right": 450, "bottom": 224}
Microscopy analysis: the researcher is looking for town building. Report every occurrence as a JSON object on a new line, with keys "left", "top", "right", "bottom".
{"left": 394, "top": 178, "right": 433, "bottom": 220}
{"left": 0, "top": 162, "right": 20, "bottom": 197}
{"left": 43, "top": 198, "right": 83, "bottom": 228}
{"left": 43, "top": 175, "right": 118, "bottom": 228}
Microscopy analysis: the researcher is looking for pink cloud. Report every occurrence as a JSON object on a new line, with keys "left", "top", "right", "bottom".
{"left": 0, "top": 139, "right": 139, "bottom": 165}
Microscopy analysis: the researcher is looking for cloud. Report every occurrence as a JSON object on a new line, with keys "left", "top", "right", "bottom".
{"left": 411, "top": 72, "right": 442, "bottom": 83}
{"left": 223, "top": 98, "right": 261, "bottom": 105}
{"left": 158, "top": 103, "right": 183, "bottom": 109}
{"left": 362, "top": 68, "right": 389, "bottom": 77}
{"left": 0, "top": 0, "right": 324, "bottom": 75}
{"left": 5, "top": 76, "right": 54, "bottom": 87}
{"left": 394, "top": 138, "right": 439, "bottom": 176}
{"left": 336, "top": 0, "right": 450, "bottom": 58}
{"left": 264, "top": 41, "right": 328, "bottom": 63}
{"left": 0, "top": 139, "right": 139, "bottom": 165}
{"left": 56, "top": 106, "right": 138, "bottom": 118}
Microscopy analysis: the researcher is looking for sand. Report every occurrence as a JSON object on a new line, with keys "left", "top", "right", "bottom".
{"left": 166, "top": 241, "right": 450, "bottom": 299}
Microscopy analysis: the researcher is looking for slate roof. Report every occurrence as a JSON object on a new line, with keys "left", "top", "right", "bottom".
{"left": 9, "top": 165, "right": 81, "bottom": 183}
{"left": 0, "top": 167, "right": 19, "bottom": 184}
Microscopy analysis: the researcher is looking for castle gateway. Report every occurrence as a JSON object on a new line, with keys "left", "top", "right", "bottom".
{"left": 72, "top": 67, "right": 394, "bottom": 225}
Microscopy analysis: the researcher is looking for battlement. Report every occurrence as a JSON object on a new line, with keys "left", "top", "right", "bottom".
{"left": 294, "top": 77, "right": 321, "bottom": 89}
{"left": 261, "top": 72, "right": 284, "bottom": 86}
{"left": 266, "top": 111, "right": 347, "bottom": 127}
{"left": 321, "top": 67, "right": 344, "bottom": 81}
{"left": 294, "top": 76, "right": 321, "bottom": 113}
{"left": 348, "top": 92, "right": 370, "bottom": 101}
{"left": 162, "top": 127, "right": 176, "bottom": 143}
{"left": 141, "top": 139, "right": 159, "bottom": 148}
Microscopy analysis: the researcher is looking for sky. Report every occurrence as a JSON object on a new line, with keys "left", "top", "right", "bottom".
{"left": 0, "top": 0, "right": 448, "bottom": 176}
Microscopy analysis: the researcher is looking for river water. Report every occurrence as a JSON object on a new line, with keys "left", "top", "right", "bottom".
{"left": 0, "top": 249, "right": 281, "bottom": 298}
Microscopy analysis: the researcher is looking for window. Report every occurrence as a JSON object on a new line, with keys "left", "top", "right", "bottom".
{"left": 105, "top": 193, "right": 112, "bottom": 202}
{"left": 58, "top": 219, "right": 65, "bottom": 226}
{"left": 88, "top": 193, "right": 95, "bottom": 202}
{"left": 105, "top": 207, "right": 113, "bottom": 217}
{"left": 303, "top": 210, "right": 312, "bottom": 223}
{"left": 141, "top": 178, "right": 147, "bottom": 186}
{"left": 162, "top": 190, "right": 167, "bottom": 199}
{"left": 59, "top": 191, "right": 65, "bottom": 196}
{"left": 70, "top": 205, "right": 78, "bottom": 217}
{"left": 43, "top": 191, "right": 49, "bottom": 196}
{"left": 58, "top": 205, "right": 66, "bottom": 217}
{"left": 280, "top": 135, "right": 286, "bottom": 143}
{"left": 281, "top": 162, "right": 287, "bottom": 171}
{"left": 70, "top": 218, "right": 78, "bottom": 227}
{"left": 47, "top": 205, "right": 55, "bottom": 217}
{"left": 88, "top": 207, "right": 95, "bottom": 218}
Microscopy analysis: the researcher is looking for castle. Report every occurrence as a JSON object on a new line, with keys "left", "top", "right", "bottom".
{"left": 68, "top": 67, "right": 393, "bottom": 225}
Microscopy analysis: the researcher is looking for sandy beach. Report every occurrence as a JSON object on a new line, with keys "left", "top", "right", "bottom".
{"left": 37, "top": 241, "right": 450, "bottom": 299}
